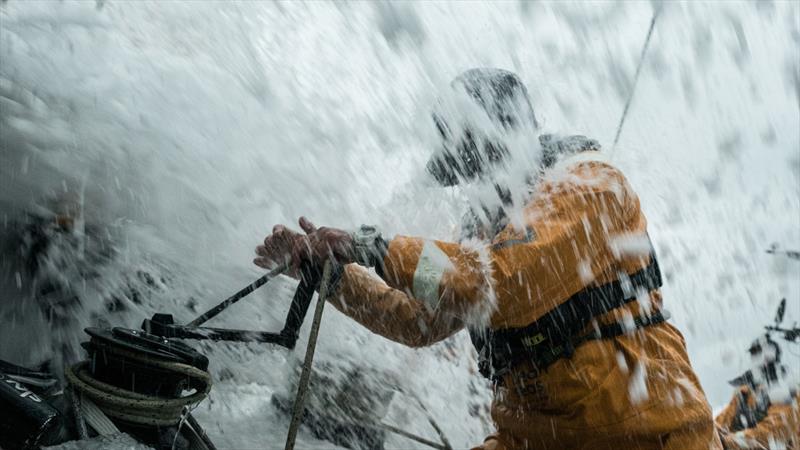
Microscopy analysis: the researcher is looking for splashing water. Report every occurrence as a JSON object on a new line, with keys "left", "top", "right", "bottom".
{"left": 2, "top": 1, "right": 799, "bottom": 448}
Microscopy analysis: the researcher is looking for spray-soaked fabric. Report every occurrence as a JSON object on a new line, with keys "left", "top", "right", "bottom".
{"left": 328, "top": 153, "right": 721, "bottom": 449}
{"left": 715, "top": 385, "right": 800, "bottom": 450}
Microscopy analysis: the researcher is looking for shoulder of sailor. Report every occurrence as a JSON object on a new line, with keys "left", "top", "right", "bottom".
{"left": 531, "top": 138, "right": 626, "bottom": 201}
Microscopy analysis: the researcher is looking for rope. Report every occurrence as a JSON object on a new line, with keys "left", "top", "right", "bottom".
{"left": 376, "top": 422, "right": 450, "bottom": 450}
{"left": 65, "top": 348, "right": 211, "bottom": 427}
{"left": 284, "top": 261, "right": 333, "bottom": 450}
{"left": 410, "top": 394, "right": 453, "bottom": 450}
{"left": 610, "top": 5, "right": 662, "bottom": 155}
{"left": 70, "top": 386, "right": 89, "bottom": 439}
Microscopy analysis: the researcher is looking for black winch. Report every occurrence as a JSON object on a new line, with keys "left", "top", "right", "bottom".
{"left": 66, "top": 326, "right": 215, "bottom": 450}
{"left": 64, "top": 262, "right": 322, "bottom": 450}
{"left": 81, "top": 326, "right": 209, "bottom": 398}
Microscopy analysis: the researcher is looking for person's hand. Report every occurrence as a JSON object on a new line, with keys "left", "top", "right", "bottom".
{"left": 254, "top": 217, "right": 355, "bottom": 279}
{"left": 253, "top": 220, "right": 305, "bottom": 279}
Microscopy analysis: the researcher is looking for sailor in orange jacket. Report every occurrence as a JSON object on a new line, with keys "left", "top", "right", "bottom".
{"left": 255, "top": 69, "right": 722, "bottom": 449}
{"left": 715, "top": 336, "right": 800, "bottom": 449}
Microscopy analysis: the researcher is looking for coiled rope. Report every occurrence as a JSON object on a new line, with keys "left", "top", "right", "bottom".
{"left": 65, "top": 347, "right": 211, "bottom": 427}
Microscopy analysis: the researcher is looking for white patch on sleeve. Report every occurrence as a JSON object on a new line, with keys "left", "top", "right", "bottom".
{"left": 412, "top": 241, "right": 453, "bottom": 311}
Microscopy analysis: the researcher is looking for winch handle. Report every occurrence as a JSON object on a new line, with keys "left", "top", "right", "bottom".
{"left": 278, "top": 263, "right": 324, "bottom": 349}
{"left": 143, "top": 262, "right": 325, "bottom": 349}
{"left": 188, "top": 262, "right": 289, "bottom": 328}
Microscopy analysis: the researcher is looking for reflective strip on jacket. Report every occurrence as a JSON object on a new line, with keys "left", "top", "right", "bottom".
{"left": 328, "top": 151, "right": 722, "bottom": 449}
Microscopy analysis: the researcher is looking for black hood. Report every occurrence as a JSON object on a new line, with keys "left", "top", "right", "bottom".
{"left": 427, "top": 68, "right": 538, "bottom": 187}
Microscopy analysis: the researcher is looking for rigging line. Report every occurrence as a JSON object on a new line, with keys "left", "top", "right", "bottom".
{"left": 610, "top": 5, "right": 663, "bottom": 156}
{"left": 284, "top": 262, "right": 332, "bottom": 450}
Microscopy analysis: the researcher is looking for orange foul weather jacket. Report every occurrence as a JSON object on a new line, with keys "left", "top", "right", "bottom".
{"left": 327, "top": 151, "right": 723, "bottom": 450}
{"left": 715, "top": 385, "right": 800, "bottom": 450}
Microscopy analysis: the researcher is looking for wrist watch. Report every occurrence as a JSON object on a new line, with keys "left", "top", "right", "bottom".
{"left": 351, "top": 225, "right": 387, "bottom": 268}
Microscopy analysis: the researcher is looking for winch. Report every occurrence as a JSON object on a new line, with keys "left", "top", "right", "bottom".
{"left": 64, "top": 262, "right": 326, "bottom": 450}
{"left": 65, "top": 326, "right": 215, "bottom": 449}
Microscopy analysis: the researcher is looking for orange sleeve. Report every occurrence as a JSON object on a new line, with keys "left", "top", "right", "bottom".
{"left": 715, "top": 389, "right": 744, "bottom": 433}
{"left": 735, "top": 400, "right": 800, "bottom": 449}
{"left": 715, "top": 389, "right": 800, "bottom": 450}
{"left": 380, "top": 162, "right": 646, "bottom": 329}
{"left": 327, "top": 264, "right": 463, "bottom": 348}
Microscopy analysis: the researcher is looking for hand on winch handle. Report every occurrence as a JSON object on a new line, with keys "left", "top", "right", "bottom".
{"left": 254, "top": 216, "right": 356, "bottom": 279}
